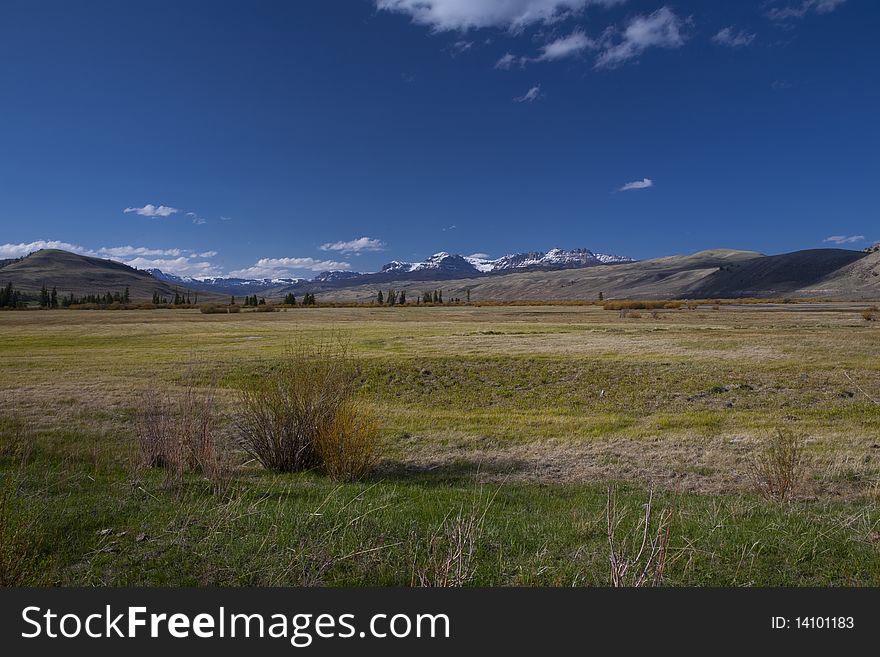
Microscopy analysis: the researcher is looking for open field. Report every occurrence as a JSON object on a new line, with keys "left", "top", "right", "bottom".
{"left": 2, "top": 304, "right": 880, "bottom": 585}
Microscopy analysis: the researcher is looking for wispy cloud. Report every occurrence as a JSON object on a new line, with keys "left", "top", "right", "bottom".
{"left": 767, "top": 0, "right": 846, "bottom": 21}
{"left": 374, "top": 0, "right": 626, "bottom": 33}
{"left": 595, "top": 6, "right": 688, "bottom": 69}
{"left": 618, "top": 177, "right": 654, "bottom": 191}
{"left": 823, "top": 234, "right": 865, "bottom": 245}
{"left": 514, "top": 84, "right": 542, "bottom": 102}
{"left": 712, "top": 26, "right": 756, "bottom": 48}
{"left": 494, "top": 52, "right": 519, "bottom": 69}
{"left": 536, "top": 29, "right": 596, "bottom": 61}
{"left": 123, "top": 204, "right": 178, "bottom": 218}
{"left": 228, "top": 257, "right": 351, "bottom": 279}
{"left": 319, "top": 237, "right": 386, "bottom": 254}
{"left": 449, "top": 40, "right": 473, "bottom": 56}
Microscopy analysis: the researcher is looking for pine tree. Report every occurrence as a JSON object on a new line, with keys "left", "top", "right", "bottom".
{"left": 466, "top": 289, "right": 471, "bottom": 303}
{"left": 124, "top": 286, "right": 130, "bottom": 303}
{"left": 399, "top": 290, "right": 406, "bottom": 305}
{"left": 377, "top": 290, "right": 384, "bottom": 305}
{"left": 50, "top": 287, "right": 58, "bottom": 308}
{"left": 598, "top": 291, "right": 604, "bottom": 302}
{"left": 438, "top": 290, "right": 443, "bottom": 304}
{"left": 230, "top": 296, "right": 236, "bottom": 305}
{"left": 423, "top": 291, "right": 432, "bottom": 304}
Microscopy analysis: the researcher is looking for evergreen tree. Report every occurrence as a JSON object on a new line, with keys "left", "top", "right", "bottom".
{"left": 50, "top": 287, "right": 58, "bottom": 308}
{"left": 259, "top": 297, "right": 266, "bottom": 305}
{"left": 466, "top": 289, "right": 471, "bottom": 303}
{"left": 124, "top": 286, "right": 130, "bottom": 303}
{"left": 399, "top": 290, "right": 406, "bottom": 305}
{"left": 423, "top": 291, "right": 432, "bottom": 304}
{"left": 230, "top": 296, "right": 236, "bottom": 305}
{"left": 438, "top": 290, "right": 443, "bottom": 303}
{"left": 377, "top": 290, "right": 384, "bottom": 305}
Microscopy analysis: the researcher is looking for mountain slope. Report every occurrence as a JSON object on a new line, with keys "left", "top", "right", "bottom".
{"left": 0, "top": 249, "right": 191, "bottom": 300}
{"left": 684, "top": 249, "right": 868, "bottom": 298}
{"left": 285, "top": 249, "right": 765, "bottom": 302}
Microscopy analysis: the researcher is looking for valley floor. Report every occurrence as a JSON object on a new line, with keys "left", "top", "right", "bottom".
{"left": 2, "top": 303, "right": 879, "bottom": 585}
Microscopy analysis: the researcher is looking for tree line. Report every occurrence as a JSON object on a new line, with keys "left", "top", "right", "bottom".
{"left": 376, "top": 288, "right": 469, "bottom": 305}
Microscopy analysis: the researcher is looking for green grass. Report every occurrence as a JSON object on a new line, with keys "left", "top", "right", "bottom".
{"left": 3, "top": 430, "right": 879, "bottom": 587}
{"left": 2, "top": 304, "right": 880, "bottom": 585}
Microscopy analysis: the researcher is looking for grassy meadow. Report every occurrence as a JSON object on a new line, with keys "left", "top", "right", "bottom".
{"left": 2, "top": 303, "right": 880, "bottom": 586}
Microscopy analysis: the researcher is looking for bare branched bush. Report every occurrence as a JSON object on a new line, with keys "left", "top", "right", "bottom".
{"left": 862, "top": 306, "right": 878, "bottom": 322}
{"left": 135, "top": 386, "right": 234, "bottom": 494}
{"left": 236, "top": 340, "right": 360, "bottom": 473}
{"left": 606, "top": 485, "right": 673, "bottom": 587}
{"left": 412, "top": 487, "right": 498, "bottom": 587}
{"left": 136, "top": 390, "right": 172, "bottom": 468}
{"left": 749, "top": 429, "right": 807, "bottom": 502}
{"left": 315, "top": 401, "right": 380, "bottom": 481}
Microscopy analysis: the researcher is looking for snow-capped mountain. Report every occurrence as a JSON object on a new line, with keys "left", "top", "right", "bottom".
{"left": 146, "top": 269, "right": 304, "bottom": 294}
{"left": 397, "top": 248, "right": 633, "bottom": 275}
{"left": 312, "top": 270, "right": 363, "bottom": 282}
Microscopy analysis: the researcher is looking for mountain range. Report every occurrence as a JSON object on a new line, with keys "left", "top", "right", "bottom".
{"left": 2, "top": 246, "right": 879, "bottom": 302}
{"left": 147, "top": 248, "right": 634, "bottom": 295}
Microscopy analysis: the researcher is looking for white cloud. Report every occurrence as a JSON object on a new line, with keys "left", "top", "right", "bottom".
{"left": 123, "top": 204, "right": 179, "bottom": 217}
{"left": 767, "top": 0, "right": 846, "bottom": 21}
{"left": 618, "top": 177, "right": 653, "bottom": 191}
{"left": 712, "top": 27, "right": 756, "bottom": 48}
{"left": 495, "top": 52, "right": 518, "bottom": 69}
{"left": 375, "top": 0, "right": 626, "bottom": 32}
{"left": 96, "top": 246, "right": 188, "bottom": 258}
{"left": 536, "top": 29, "right": 596, "bottom": 61}
{"left": 823, "top": 235, "right": 865, "bottom": 245}
{"left": 595, "top": 6, "right": 688, "bottom": 69}
{"left": 514, "top": 84, "right": 542, "bottom": 102}
{"left": 0, "top": 240, "right": 225, "bottom": 278}
{"left": 228, "top": 257, "right": 351, "bottom": 279}
{"left": 0, "top": 240, "right": 89, "bottom": 259}
{"left": 319, "top": 237, "right": 386, "bottom": 254}
{"left": 124, "top": 256, "right": 223, "bottom": 278}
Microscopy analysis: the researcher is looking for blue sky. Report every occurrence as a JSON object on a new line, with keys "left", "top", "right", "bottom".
{"left": 0, "top": 0, "right": 877, "bottom": 278}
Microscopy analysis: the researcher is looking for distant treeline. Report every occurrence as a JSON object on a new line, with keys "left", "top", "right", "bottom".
{"left": 0, "top": 283, "right": 28, "bottom": 308}
{"left": 375, "top": 289, "right": 469, "bottom": 306}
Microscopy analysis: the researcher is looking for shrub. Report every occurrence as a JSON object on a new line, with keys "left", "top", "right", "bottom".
{"left": 200, "top": 304, "right": 223, "bottom": 314}
{"left": 314, "top": 401, "right": 380, "bottom": 481}
{"left": 236, "top": 340, "right": 361, "bottom": 473}
{"left": 606, "top": 486, "right": 673, "bottom": 587}
{"left": 749, "top": 429, "right": 807, "bottom": 502}
{"left": 227, "top": 305, "right": 241, "bottom": 313}
{"left": 412, "top": 488, "right": 496, "bottom": 587}
{"left": 862, "top": 306, "right": 878, "bottom": 322}
{"left": 135, "top": 387, "right": 233, "bottom": 494}
{"left": 254, "top": 304, "right": 277, "bottom": 313}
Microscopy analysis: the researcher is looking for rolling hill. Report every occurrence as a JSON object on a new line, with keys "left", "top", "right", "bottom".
{"left": 0, "top": 249, "right": 194, "bottom": 301}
